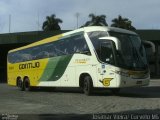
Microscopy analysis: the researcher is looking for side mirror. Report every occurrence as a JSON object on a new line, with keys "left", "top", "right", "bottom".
{"left": 99, "top": 37, "right": 121, "bottom": 51}
{"left": 142, "top": 40, "right": 155, "bottom": 54}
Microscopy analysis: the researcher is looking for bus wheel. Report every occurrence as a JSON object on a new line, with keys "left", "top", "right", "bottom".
{"left": 17, "top": 78, "right": 25, "bottom": 91}
{"left": 24, "top": 77, "right": 32, "bottom": 91}
{"left": 83, "top": 76, "right": 93, "bottom": 95}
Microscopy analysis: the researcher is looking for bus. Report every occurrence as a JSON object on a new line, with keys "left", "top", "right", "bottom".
{"left": 7, "top": 26, "right": 150, "bottom": 95}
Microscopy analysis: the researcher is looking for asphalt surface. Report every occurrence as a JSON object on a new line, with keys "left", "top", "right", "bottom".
{"left": 0, "top": 79, "right": 160, "bottom": 119}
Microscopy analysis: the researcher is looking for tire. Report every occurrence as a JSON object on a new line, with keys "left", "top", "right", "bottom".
{"left": 24, "top": 78, "right": 32, "bottom": 91}
{"left": 17, "top": 79, "right": 21, "bottom": 87}
{"left": 17, "top": 78, "right": 25, "bottom": 91}
{"left": 83, "top": 76, "right": 93, "bottom": 95}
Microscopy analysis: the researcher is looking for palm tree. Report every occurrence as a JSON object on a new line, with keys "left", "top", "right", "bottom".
{"left": 111, "top": 15, "right": 136, "bottom": 31}
{"left": 42, "top": 14, "right": 63, "bottom": 31}
{"left": 82, "top": 13, "right": 108, "bottom": 27}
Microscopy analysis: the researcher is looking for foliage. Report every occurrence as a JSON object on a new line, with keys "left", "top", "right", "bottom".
{"left": 82, "top": 13, "right": 108, "bottom": 27}
{"left": 42, "top": 14, "right": 63, "bottom": 31}
{"left": 111, "top": 15, "right": 136, "bottom": 31}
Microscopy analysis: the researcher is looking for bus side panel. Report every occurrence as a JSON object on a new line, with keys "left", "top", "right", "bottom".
{"left": 69, "top": 54, "right": 97, "bottom": 87}
{"left": 38, "top": 55, "right": 73, "bottom": 87}
{"left": 60, "top": 66, "right": 76, "bottom": 87}
{"left": 7, "top": 59, "right": 49, "bottom": 86}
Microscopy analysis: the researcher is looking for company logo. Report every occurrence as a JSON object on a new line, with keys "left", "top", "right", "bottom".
{"left": 99, "top": 78, "right": 113, "bottom": 86}
{"left": 19, "top": 62, "right": 40, "bottom": 70}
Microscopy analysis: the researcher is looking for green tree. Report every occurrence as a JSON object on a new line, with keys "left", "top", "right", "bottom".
{"left": 82, "top": 13, "right": 108, "bottom": 27}
{"left": 42, "top": 14, "right": 63, "bottom": 31}
{"left": 111, "top": 15, "right": 136, "bottom": 31}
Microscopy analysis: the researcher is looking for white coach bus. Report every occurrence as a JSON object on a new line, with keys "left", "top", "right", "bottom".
{"left": 8, "top": 26, "right": 150, "bottom": 95}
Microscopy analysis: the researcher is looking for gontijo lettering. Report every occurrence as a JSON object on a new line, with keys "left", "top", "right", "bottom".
{"left": 19, "top": 62, "right": 40, "bottom": 70}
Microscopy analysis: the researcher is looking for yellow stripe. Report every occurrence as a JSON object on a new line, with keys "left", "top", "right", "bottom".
{"left": 9, "top": 34, "right": 63, "bottom": 52}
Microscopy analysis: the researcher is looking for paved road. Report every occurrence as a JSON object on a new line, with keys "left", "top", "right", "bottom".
{"left": 0, "top": 79, "right": 160, "bottom": 115}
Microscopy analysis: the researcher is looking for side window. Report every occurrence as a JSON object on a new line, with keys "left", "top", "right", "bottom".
{"left": 53, "top": 40, "right": 66, "bottom": 56}
{"left": 51, "top": 33, "right": 91, "bottom": 56}
{"left": 8, "top": 53, "right": 13, "bottom": 63}
{"left": 31, "top": 47, "right": 41, "bottom": 60}
{"left": 8, "top": 52, "right": 21, "bottom": 63}
{"left": 45, "top": 43, "right": 57, "bottom": 57}
{"left": 22, "top": 49, "right": 33, "bottom": 62}
{"left": 100, "top": 40, "right": 115, "bottom": 65}
{"left": 8, "top": 48, "right": 32, "bottom": 63}
{"left": 88, "top": 31, "right": 108, "bottom": 51}
{"left": 71, "top": 34, "right": 91, "bottom": 55}
{"left": 40, "top": 44, "right": 54, "bottom": 58}
{"left": 8, "top": 33, "right": 91, "bottom": 63}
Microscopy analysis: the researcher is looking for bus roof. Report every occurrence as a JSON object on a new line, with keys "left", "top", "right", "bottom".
{"left": 8, "top": 26, "right": 137, "bottom": 53}
{"left": 83, "top": 26, "right": 137, "bottom": 35}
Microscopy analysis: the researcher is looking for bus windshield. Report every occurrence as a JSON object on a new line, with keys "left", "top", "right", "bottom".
{"left": 88, "top": 31, "right": 148, "bottom": 71}
{"left": 109, "top": 31, "right": 148, "bottom": 70}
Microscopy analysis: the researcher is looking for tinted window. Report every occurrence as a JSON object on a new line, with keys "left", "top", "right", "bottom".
{"left": 88, "top": 31, "right": 108, "bottom": 53}
{"left": 8, "top": 32, "right": 90, "bottom": 63}
{"left": 100, "top": 41, "right": 115, "bottom": 65}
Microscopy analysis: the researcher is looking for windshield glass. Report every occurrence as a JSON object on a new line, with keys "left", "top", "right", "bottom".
{"left": 87, "top": 31, "right": 116, "bottom": 65}
{"left": 109, "top": 31, "right": 148, "bottom": 70}
{"left": 88, "top": 31, "right": 148, "bottom": 71}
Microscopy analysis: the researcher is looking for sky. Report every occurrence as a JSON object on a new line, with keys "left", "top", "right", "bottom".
{"left": 0, "top": 0, "right": 160, "bottom": 33}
